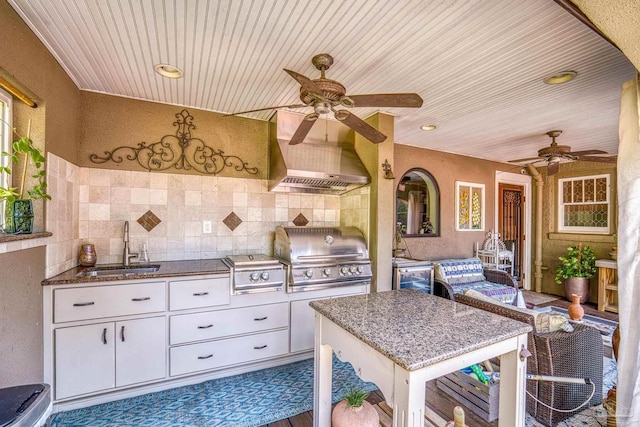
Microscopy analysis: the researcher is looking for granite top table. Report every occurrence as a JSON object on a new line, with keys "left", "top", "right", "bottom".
{"left": 310, "top": 289, "right": 532, "bottom": 427}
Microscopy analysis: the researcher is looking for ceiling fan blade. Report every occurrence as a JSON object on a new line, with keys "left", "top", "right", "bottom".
{"left": 508, "top": 156, "right": 544, "bottom": 163}
{"left": 334, "top": 110, "right": 387, "bottom": 144}
{"left": 547, "top": 161, "right": 560, "bottom": 176}
{"left": 345, "top": 93, "right": 424, "bottom": 108}
{"left": 569, "top": 149, "right": 608, "bottom": 156}
{"left": 288, "top": 113, "right": 319, "bottom": 145}
{"left": 574, "top": 155, "right": 618, "bottom": 163}
{"left": 284, "top": 69, "right": 323, "bottom": 97}
{"left": 222, "top": 104, "right": 307, "bottom": 117}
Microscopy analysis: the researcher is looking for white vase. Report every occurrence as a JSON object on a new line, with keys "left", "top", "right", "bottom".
{"left": 331, "top": 400, "right": 379, "bottom": 427}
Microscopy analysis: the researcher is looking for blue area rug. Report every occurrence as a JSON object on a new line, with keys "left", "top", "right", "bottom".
{"left": 50, "top": 357, "right": 376, "bottom": 427}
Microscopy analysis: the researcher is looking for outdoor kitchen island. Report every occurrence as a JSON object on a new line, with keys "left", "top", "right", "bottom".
{"left": 311, "top": 289, "right": 532, "bottom": 427}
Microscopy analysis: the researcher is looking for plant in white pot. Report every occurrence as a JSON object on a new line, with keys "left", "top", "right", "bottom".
{"left": 555, "top": 243, "right": 596, "bottom": 304}
{"left": 0, "top": 121, "right": 50, "bottom": 234}
{"left": 331, "top": 386, "right": 379, "bottom": 427}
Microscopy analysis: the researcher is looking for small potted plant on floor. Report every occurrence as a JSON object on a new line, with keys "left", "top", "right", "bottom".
{"left": 331, "top": 386, "right": 379, "bottom": 427}
{"left": 555, "top": 243, "right": 596, "bottom": 304}
{"left": 0, "top": 121, "right": 50, "bottom": 234}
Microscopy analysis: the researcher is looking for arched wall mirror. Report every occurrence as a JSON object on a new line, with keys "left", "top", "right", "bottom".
{"left": 396, "top": 168, "right": 440, "bottom": 237}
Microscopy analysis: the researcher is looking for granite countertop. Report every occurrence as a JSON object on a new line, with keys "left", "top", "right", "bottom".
{"left": 310, "top": 289, "right": 532, "bottom": 371}
{"left": 42, "top": 259, "right": 230, "bottom": 286}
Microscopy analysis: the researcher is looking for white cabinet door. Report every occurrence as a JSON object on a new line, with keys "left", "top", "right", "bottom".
{"left": 169, "top": 277, "right": 230, "bottom": 311}
{"left": 55, "top": 323, "right": 115, "bottom": 400}
{"left": 115, "top": 316, "right": 166, "bottom": 387}
{"left": 290, "top": 298, "right": 317, "bottom": 353}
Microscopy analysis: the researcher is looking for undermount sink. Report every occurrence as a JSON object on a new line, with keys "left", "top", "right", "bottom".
{"left": 76, "top": 265, "right": 161, "bottom": 278}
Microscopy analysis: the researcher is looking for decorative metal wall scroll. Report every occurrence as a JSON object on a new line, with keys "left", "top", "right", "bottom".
{"left": 89, "top": 109, "right": 258, "bottom": 176}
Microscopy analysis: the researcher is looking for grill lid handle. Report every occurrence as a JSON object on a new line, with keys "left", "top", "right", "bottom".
{"left": 296, "top": 253, "right": 363, "bottom": 260}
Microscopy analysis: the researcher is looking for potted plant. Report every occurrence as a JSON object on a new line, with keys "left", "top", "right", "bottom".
{"left": 555, "top": 243, "right": 596, "bottom": 303}
{"left": 0, "top": 122, "right": 50, "bottom": 234}
{"left": 331, "top": 386, "right": 379, "bottom": 427}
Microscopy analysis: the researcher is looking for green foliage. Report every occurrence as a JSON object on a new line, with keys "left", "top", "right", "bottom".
{"left": 343, "top": 387, "right": 369, "bottom": 408}
{"left": 0, "top": 134, "right": 50, "bottom": 203}
{"left": 555, "top": 245, "right": 596, "bottom": 284}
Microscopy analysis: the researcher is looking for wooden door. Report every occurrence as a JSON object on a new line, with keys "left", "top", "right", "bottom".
{"left": 498, "top": 183, "right": 525, "bottom": 280}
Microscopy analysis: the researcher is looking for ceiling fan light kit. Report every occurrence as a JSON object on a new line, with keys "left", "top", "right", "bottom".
{"left": 227, "top": 53, "right": 423, "bottom": 145}
{"left": 508, "top": 129, "right": 616, "bottom": 176}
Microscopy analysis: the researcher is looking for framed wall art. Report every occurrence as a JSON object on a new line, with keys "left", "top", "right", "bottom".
{"left": 456, "top": 181, "right": 485, "bottom": 231}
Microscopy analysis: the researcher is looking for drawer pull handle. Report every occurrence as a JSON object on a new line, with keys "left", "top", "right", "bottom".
{"left": 102, "top": 328, "right": 107, "bottom": 345}
{"left": 254, "top": 316, "right": 268, "bottom": 321}
{"left": 198, "top": 324, "right": 214, "bottom": 329}
{"left": 254, "top": 345, "right": 268, "bottom": 350}
{"left": 198, "top": 354, "right": 213, "bottom": 360}
{"left": 120, "top": 325, "right": 125, "bottom": 342}
{"left": 131, "top": 297, "right": 150, "bottom": 302}
{"left": 73, "top": 302, "right": 95, "bottom": 307}
{"left": 193, "top": 292, "right": 209, "bottom": 296}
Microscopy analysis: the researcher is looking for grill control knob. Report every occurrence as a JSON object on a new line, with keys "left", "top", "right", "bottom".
{"left": 322, "top": 268, "right": 331, "bottom": 277}
{"left": 260, "top": 272, "right": 270, "bottom": 281}
{"left": 340, "top": 266, "right": 349, "bottom": 275}
{"left": 303, "top": 269, "right": 314, "bottom": 279}
{"left": 349, "top": 266, "right": 357, "bottom": 274}
{"left": 249, "top": 272, "right": 260, "bottom": 282}
{"left": 356, "top": 266, "right": 363, "bottom": 274}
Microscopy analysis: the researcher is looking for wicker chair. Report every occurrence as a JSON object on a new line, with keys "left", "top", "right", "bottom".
{"left": 433, "top": 259, "right": 518, "bottom": 302}
{"left": 455, "top": 293, "right": 604, "bottom": 426}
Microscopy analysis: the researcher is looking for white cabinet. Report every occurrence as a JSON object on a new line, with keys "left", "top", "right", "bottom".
{"left": 170, "top": 329, "right": 289, "bottom": 376}
{"left": 55, "top": 322, "right": 115, "bottom": 399}
{"left": 169, "top": 302, "right": 288, "bottom": 345}
{"left": 290, "top": 287, "right": 368, "bottom": 353}
{"left": 169, "top": 277, "right": 229, "bottom": 311}
{"left": 54, "top": 316, "right": 166, "bottom": 400}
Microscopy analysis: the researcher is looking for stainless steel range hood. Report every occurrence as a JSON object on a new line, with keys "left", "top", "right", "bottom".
{"left": 269, "top": 110, "right": 370, "bottom": 195}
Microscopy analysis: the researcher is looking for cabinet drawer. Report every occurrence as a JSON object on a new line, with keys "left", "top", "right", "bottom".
{"left": 54, "top": 282, "right": 166, "bottom": 323}
{"left": 169, "top": 277, "right": 230, "bottom": 311}
{"left": 169, "top": 329, "right": 289, "bottom": 376}
{"left": 170, "top": 302, "right": 288, "bottom": 345}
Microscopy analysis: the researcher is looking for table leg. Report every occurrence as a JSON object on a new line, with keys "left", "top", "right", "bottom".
{"left": 497, "top": 333, "right": 528, "bottom": 427}
{"left": 314, "top": 314, "right": 333, "bottom": 427}
{"left": 392, "top": 366, "right": 426, "bottom": 427}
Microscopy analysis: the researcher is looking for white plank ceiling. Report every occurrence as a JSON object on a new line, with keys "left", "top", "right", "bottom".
{"left": 8, "top": 0, "right": 636, "bottom": 165}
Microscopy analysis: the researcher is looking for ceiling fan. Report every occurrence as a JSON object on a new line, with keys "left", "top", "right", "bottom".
{"left": 226, "top": 53, "right": 423, "bottom": 145}
{"left": 509, "top": 130, "right": 617, "bottom": 175}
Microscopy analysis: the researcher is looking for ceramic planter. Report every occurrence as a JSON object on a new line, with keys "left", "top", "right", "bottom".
{"left": 564, "top": 277, "right": 590, "bottom": 303}
{"left": 4, "top": 199, "right": 33, "bottom": 234}
{"left": 331, "top": 400, "right": 379, "bottom": 427}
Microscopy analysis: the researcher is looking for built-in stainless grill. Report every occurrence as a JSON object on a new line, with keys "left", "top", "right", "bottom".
{"left": 274, "top": 226, "right": 372, "bottom": 292}
{"left": 223, "top": 255, "right": 285, "bottom": 295}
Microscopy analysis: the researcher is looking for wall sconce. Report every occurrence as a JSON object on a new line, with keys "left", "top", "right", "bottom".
{"left": 382, "top": 159, "right": 395, "bottom": 180}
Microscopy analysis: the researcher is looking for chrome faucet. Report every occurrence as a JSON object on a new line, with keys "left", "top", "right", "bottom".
{"left": 122, "top": 221, "right": 138, "bottom": 266}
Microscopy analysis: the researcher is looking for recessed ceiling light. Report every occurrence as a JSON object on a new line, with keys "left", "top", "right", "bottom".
{"left": 420, "top": 124, "right": 437, "bottom": 131}
{"left": 154, "top": 64, "right": 183, "bottom": 79}
{"left": 544, "top": 71, "right": 577, "bottom": 85}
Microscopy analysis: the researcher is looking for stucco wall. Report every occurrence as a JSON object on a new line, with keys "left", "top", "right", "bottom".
{"left": 393, "top": 144, "right": 513, "bottom": 261}
{"left": 0, "top": 246, "right": 45, "bottom": 387}
{"left": 0, "top": 0, "right": 81, "bottom": 163}
{"left": 534, "top": 161, "right": 617, "bottom": 300}
{"left": 78, "top": 92, "right": 268, "bottom": 180}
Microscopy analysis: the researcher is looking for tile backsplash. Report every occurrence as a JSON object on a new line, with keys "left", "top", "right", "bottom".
{"left": 46, "top": 154, "right": 355, "bottom": 277}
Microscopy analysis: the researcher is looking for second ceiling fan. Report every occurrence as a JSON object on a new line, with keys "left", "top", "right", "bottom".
{"left": 509, "top": 130, "right": 617, "bottom": 175}
{"left": 227, "top": 53, "right": 423, "bottom": 145}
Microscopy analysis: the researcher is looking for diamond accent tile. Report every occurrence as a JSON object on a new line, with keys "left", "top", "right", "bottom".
{"left": 223, "top": 211, "right": 243, "bottom": 231}
{"left": 137, "top": 210, "right": 161, "bottom": 232}
{"left": 292, "top": 213, "right": 308, "bottom": 226}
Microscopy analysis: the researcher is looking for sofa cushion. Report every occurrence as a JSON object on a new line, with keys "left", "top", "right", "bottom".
{"left": 434, "top": 257, "right": 486, "bottom": 285}
{"left": 454, "top": 281, "right": 518, "bottom": 304}
{"left": 462, "top": 289, "right": 573, "bottom": 333}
